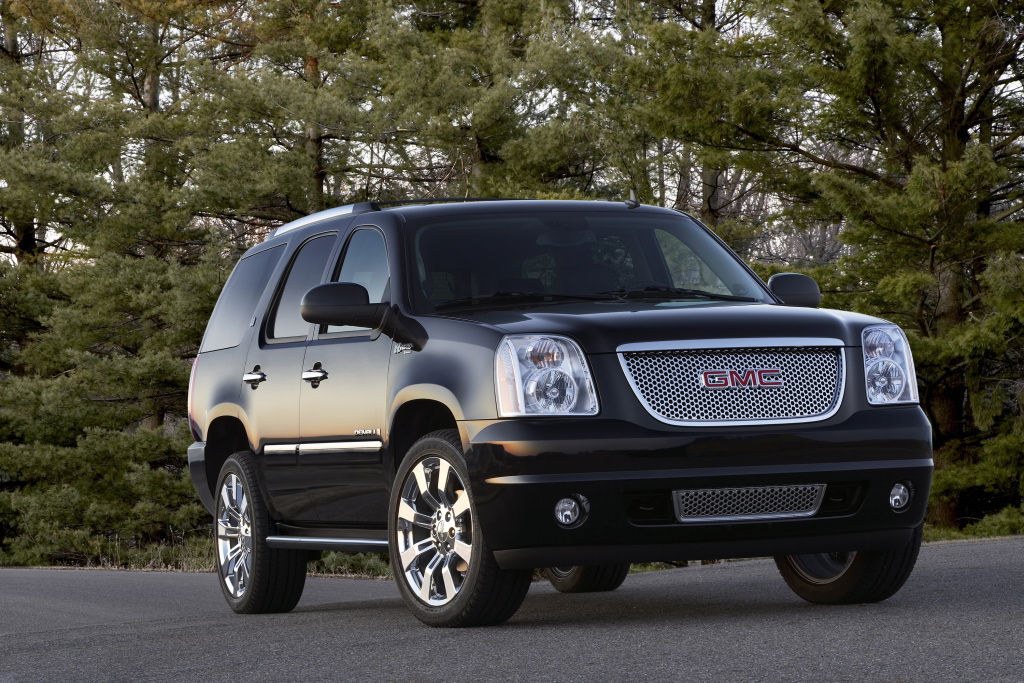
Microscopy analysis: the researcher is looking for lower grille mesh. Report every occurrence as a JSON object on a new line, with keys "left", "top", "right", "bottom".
{"left": 674, "top": 484, "right": 826, "bottom": 523}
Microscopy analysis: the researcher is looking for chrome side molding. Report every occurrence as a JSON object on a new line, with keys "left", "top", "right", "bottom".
{"left": 298, "top": 441, "right": 382, "bottom": 453}
{"left": 265, "top": 536, "right": 389, "bottom": 551}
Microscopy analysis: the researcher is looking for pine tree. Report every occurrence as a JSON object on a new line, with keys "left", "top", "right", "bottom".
{"left": 0, "top": 0, "right": 257, "bottom": 563}
{"left": 644, "top": 0, "right": 1024, "bottom": 526}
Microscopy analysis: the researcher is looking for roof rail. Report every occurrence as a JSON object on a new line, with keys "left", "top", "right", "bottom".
{"left": 271, "top": 197, "right": 533, "bottom": 238}
{"left": 272, "top": 202, "right": 380, "bottom": 238}
{"left": 374, "top": 197, "right": 529, "bottom": 206}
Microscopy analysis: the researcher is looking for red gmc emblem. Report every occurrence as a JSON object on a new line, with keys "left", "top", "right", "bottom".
{"left": 700, "top": 368, "right": 784, "bottom": 389}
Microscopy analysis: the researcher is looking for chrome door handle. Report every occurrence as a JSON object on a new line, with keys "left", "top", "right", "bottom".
{"left": 242, "top": 371, "right": 266, "bottom": 387}
{"left": 302, "top": 369, "right": 328, "bottom": 382}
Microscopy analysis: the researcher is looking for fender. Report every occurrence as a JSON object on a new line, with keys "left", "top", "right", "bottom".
{"left": 234, "top": 406, "right": 258, "bottom": 452}
{"left": 189, "top": 403, "right": 243, "bottom": 515}
{"left": 390, "top": 383, "right": 466, "bottom": 424}
{"left": 203, "top": 402, "right": 241, "bottom": 441}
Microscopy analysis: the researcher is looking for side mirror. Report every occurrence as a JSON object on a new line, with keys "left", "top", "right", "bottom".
{"left": 768, "top": 273, "right": 820, "bottom": 308}
{"left": 300, "top": 283, "right": 388, "bottom": 328}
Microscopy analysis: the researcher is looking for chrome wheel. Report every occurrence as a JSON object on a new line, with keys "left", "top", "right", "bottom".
{"left": 217, "top": 473, "right": 253, "bottom": 599}
{"left": 786, "top": 551, "right": 857, "bottom": 585}
{"left": 395, "top": 456, "right": 473, "bottom": 607}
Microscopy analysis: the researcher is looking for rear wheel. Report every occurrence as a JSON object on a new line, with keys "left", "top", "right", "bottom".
{"left": 774, "top": 524, "right": 923, "bottom": 604}
{"left": 215, "top": 452, "right": 308, "bottom": 614}
{"left": 543, "top": 564, "right": 630, "bottom": 593}
{"left": 389, "top": 430, "right": 532, "bottom": 627}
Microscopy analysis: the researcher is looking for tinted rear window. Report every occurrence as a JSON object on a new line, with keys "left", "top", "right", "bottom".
{"left": 200, "top": 245, "right": 284, "bottom": 352}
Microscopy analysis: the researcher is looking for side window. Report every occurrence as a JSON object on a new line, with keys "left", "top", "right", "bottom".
{"left": 201, "top": 245, "right": 284, "bottom": 353}
{"left": 327, "top": 228, "right": 389, "bottom": 334}
{"left": 269, "top": 234, "right": 336, "bottom": 340}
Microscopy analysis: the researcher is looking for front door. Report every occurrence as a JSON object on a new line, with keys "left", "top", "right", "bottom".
{"left": 299, "top": 227, "right": 393, "bottom": 524}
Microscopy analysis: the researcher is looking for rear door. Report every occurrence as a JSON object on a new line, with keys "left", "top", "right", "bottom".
{"left": 299, "top": 226, "right": 393, "bottom": 524}
{"left": 243, "top": 231, "right": 337, "bottom": 522}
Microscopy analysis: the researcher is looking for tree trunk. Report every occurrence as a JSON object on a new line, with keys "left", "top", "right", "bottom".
{"left": 700, "top": 166, "right": 722, "bottom": 226}
{"left": 927, "top": 256, "right": 968, "bottom": 526}
{"left": 1, "top": 3, "right": 39, "bottom": 266}
{"left": 674, "top": 144, "right": 692, "bottom": 210}
{"left": 140, "top": 413, "right": 164, "bottom": 430}
{"left": 305, "top": 55, "right": 325, "bottom": 213}
{"left": 698, "top": 0, "right": 723, "bottom": 227}
{"left": 142, "top": 23, "right": 160, "bottom": 114}
{"left": 657, "top": 139, "right": 666, "bottom": 206}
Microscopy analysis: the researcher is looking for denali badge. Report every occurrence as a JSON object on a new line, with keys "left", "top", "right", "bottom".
{"left": 701, "top": 368, "right": 784, "bottom": 389}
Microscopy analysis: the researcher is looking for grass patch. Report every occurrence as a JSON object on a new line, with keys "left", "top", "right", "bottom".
{"left": 924, "top": 507, "right": 1024, "bottom": 542}
{"left": 90, "top": 539, "right": 396, "bottom": 579}
{"left": 630, "top": 561, "right": 689, "bottom": 573}
{"left": 95, "top": 535, "right": 214, "bottom": 572}
{"left": 309, "top": 551, "right": 393, "bottom": 579}
{"left": 629, "top": 559, "right": 731, "bottom": 573}
{"left": 40, "top": 534, "right": 219, "bottom": 572}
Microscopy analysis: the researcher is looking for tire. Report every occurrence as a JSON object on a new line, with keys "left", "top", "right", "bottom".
{"left": 388, "top": 429, "right": 533, "bottom": 627}
{"left": 774, "top": 523, "right": 923, "bottom": 605}
{"left": 543, "top": 564, "right": 630, "bottom": 593}
{"left": 215, "top": 451, "right": 309, "bottom": 614}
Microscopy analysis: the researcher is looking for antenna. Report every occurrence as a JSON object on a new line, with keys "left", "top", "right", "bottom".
{"left": 624, "top": 189, "right": 640, "bottom": 209}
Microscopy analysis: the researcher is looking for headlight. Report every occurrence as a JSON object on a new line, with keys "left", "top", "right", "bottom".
{"left": 862, "top": 325, "right": 918, "bottom": 405}
{"left": 495, "top": 335, "right": 599, "bottom": 416}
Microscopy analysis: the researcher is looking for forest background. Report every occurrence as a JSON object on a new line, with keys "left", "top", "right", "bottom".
{"left": 1, "top": 0, "right": 1023, "bottom": 568}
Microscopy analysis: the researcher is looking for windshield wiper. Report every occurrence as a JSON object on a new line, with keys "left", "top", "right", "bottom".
{"left": 434, "top": 290, "right": 624, "bottom": 311}
{"left": 601, "top": 285, "right": 758, "bottom": 302}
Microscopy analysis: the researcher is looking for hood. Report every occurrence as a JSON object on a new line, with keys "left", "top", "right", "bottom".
{"left": 436, "top": 301, "right": 885, "bottom": 353}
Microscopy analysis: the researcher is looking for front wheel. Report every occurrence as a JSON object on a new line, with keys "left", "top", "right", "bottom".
{"left": 543, "top": 564, "right": 630, "bottom": 593}
{"left": 774, "top": 524, "right": 923, "bottom": 604}
{"left": 215, "top": 451, "right": 308, "bottom": 614}
{"left": 389, "top": 430, "right": 532, "bottom": 627}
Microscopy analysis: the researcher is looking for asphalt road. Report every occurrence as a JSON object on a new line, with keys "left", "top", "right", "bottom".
{"left": 1, "top": 537, "right": 1021, "bottom": 683}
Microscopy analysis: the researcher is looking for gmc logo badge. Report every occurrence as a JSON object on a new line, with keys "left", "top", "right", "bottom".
{"left": 700, "top": 368, "right": 784, "bottom": 389}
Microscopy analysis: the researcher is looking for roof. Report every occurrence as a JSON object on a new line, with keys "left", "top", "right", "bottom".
{"left": 271, "top": 198, "right": 677, "bottom": 238}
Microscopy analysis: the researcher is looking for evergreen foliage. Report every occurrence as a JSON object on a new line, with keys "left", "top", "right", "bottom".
{"left": 1, "top": 0, "right": 1021, "bottom": 566}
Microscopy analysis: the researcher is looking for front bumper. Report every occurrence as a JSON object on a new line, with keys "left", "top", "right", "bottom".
{"left": 462, "top": 406, "right": 932, "bottom": 569}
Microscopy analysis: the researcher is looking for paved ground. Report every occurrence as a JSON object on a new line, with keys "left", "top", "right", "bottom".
{"left": 1, "top": 537, "right": 1021, "bottom": 682}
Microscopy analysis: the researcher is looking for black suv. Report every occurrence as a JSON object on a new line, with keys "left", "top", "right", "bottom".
{"left": 187, "top": 199, "right": 932, "bottom": 627}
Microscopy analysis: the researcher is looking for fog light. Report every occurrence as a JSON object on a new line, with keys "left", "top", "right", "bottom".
{"left": 889, "top": 483, "right": 911, "bottom": 511}
{"left": 555, "top": 498, "right": 579, "bottom": 525}
{"left": 554, "top": 495, "right": 589, "bottom": 528}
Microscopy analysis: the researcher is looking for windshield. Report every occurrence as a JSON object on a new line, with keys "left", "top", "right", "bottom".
{"left": 407, "top": 211, "right": 771, "bottom": 313}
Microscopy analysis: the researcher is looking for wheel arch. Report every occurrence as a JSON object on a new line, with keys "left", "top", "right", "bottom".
{"left": 204, "top": 416, "right": 251, "bottom": 500}
{"left": 387, "top": 397, "right": 460, "bottom": 478}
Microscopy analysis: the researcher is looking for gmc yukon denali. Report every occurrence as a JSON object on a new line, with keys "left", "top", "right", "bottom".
{"left": 187, "top": 199, "right": 933, "bottom": 627}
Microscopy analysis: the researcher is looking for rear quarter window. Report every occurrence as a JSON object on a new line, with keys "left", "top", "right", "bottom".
{"left": 200, "top": 245, "right": 284, "bottom": 353}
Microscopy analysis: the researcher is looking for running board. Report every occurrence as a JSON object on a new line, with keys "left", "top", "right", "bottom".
{"left": 266, "top": 536, "right": 389, "bottom": 553}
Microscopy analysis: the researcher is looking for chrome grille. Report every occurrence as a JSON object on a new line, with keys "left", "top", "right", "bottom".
{"left": 674, "top": 484, "right": 826, "bottom": 523}
{"left": 619, "top": 346, "right": 843, "bottom": 425}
